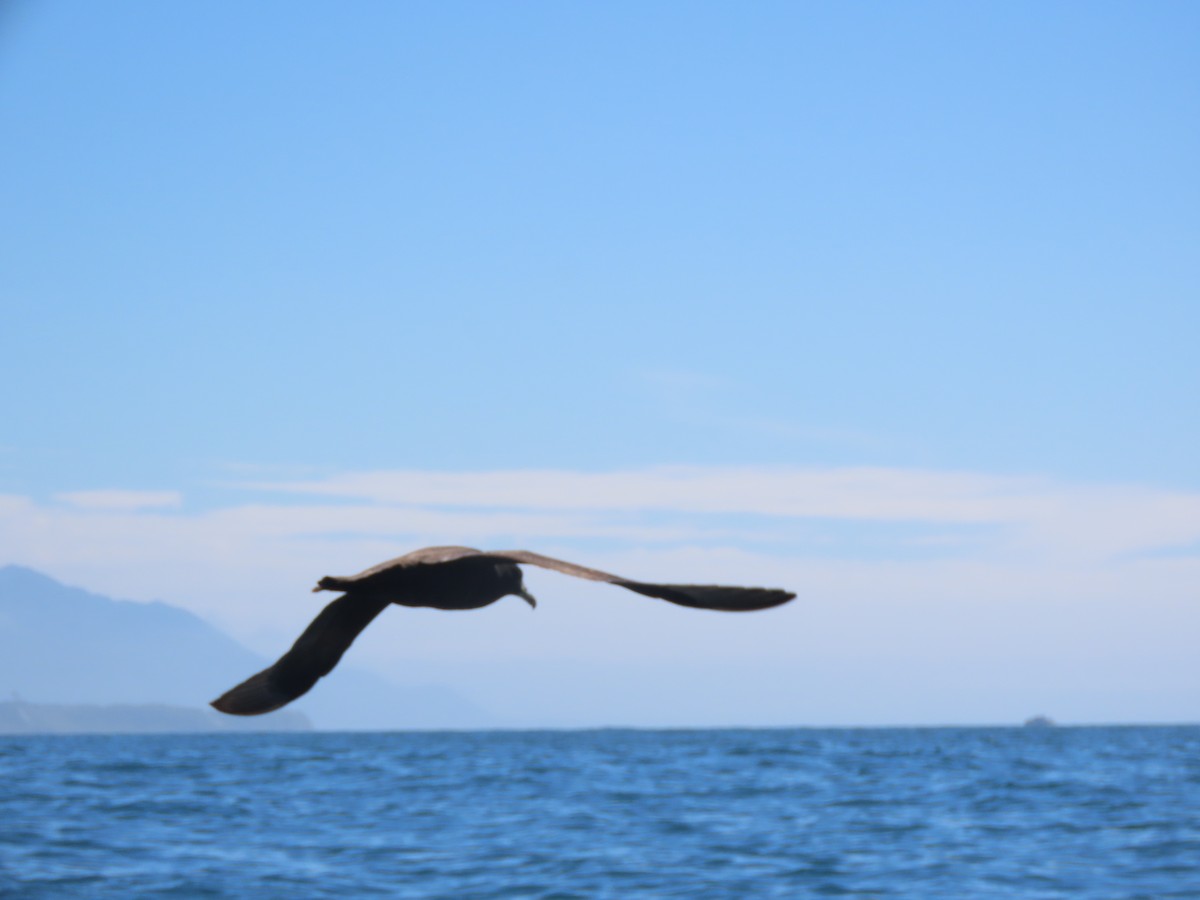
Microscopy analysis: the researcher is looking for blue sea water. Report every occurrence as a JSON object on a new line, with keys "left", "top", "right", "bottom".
{"left": 1, "top": 727, "right": 1198, "bottom": 898}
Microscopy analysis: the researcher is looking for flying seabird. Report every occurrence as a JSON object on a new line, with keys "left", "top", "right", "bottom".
{"left": 210, "top": 545, "right": 796, "bottom": 716}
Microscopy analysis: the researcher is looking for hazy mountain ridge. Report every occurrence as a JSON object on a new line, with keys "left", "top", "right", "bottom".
{"left": 0, "top": 565, "right": 492, "bottom": 731}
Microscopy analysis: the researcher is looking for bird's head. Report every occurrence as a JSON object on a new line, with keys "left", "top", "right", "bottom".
{"left": 501, "top": 564, "right": 537, "bottom": 609}
{"left": 515, "top": 584, "right": 537, "bottom": 609}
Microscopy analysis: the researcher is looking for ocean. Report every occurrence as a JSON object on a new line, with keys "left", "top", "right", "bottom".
{"left": 1, "top": 726, "right": 1197, "bottom": 898}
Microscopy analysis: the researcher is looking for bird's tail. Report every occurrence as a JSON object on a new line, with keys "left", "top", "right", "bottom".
{"left": 312, "top": 576, "right": 352, "bottom": 593}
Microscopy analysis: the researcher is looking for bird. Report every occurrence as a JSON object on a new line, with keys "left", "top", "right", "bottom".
{"left": 210, "top": 546, "right": 795, "bottom": 716}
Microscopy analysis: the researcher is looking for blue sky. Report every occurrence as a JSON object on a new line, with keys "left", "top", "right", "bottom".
{"left": 2, "top": 3, "right": 1198, "bottom": 726}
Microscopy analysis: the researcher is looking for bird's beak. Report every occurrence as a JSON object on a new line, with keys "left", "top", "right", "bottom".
{"left": 516, "top": 587, "right": 537, "bottom": 609}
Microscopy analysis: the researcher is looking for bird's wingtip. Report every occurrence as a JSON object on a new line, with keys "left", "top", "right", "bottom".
{"left": 210, "top": 669, "right": 292, "bottom": 716}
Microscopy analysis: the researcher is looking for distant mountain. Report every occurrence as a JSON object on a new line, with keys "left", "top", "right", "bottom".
{"left": 0, "top": 565, "right": 493, "bottom": 731}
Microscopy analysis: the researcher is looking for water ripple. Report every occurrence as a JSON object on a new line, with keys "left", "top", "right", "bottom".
{"left": 1, "top": 727, "right": 1198, "bottom": 898}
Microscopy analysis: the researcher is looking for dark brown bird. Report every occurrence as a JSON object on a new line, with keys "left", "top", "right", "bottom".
{"left": 210, "top": 545, "right": 796, "bottom": 716}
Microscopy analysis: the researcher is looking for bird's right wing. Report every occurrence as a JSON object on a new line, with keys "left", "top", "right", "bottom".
{"left": 483, "top": 550, "right": 796, "bottom": 612}
{"left": 210, "top": 592, "right": 392, "bottom": 716}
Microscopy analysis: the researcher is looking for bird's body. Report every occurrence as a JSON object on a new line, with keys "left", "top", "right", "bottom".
{"left": 315, "top": 547, "right": 528, "bottom": 611}
{"left": 211, "top": 546, "right": 795, "bottom": 716}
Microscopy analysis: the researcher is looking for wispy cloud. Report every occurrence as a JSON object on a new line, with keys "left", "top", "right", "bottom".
{"left": 3, "top": 466, "right": 1198, "bottom": 669}
{"left": 235, "top": 466, "right": 1200, "bottom": 560}
{"left": 54, "top": 489, "right": 183, "bottom": 511}
{"left": 238, "top": 466, "right": 1032, "bottom": 519}
{"left": 630, "top": 368, "right": 883, "bottom": 451}
{"left": 4, "top": 465, "right": 1198, "bottom": 724}
{"left": 634, "top": 367, "right": 731, "bottom": 405}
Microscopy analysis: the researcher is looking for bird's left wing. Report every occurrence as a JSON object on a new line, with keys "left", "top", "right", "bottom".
{"left": 479, "top": 550, "right": 796, "bottom": 612}
{"left": 210, "top": 592, "right": 392, "bottom": 716}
